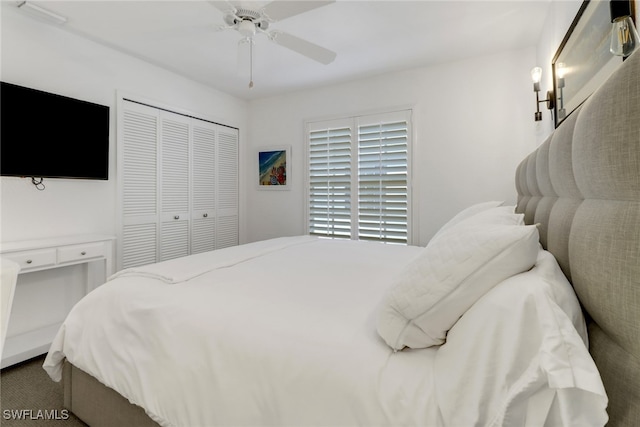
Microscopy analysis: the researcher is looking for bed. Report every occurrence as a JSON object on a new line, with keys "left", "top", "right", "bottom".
{"left": 43, "top": 49, "right": 639, "bottom": 426}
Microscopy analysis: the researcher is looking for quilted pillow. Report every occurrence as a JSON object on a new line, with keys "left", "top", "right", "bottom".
{"left": 377, "top": 223, "right": 539, "bottom": 350}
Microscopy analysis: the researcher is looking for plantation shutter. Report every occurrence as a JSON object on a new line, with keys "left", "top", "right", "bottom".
{"left": 357, "top": 111, "right": 410, "bottom": 244}
{"left": 307, "top": 110, "right": 412, "bottom": 244}
{"left": 308, "top": 119, "right": 353, "bottom": 239}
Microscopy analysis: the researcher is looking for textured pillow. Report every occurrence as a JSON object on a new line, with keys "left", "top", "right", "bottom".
{"left": 434, "top": 200, "right": 504, "bottom": 235}
{"left": 378, "top": 223, "right": 539, "bottom": 350}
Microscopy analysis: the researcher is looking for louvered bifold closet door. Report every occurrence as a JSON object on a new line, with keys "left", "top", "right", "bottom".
{"left": 191, "top": 120, "right": 216, "bottom": 254}
{"left": 357, "top": 111, "right": 410, "bottom": 244}
{"left": 121, "top": 101, "right": 159, "bottom": 269}
{"left": 159, "top": 111, "right": 190, "bottom": 261}
{"left": 308, "top": 119, "right": 353, "bottom": 239}
{"left": 216, "top": 127, "right": 239, "bottom": 249}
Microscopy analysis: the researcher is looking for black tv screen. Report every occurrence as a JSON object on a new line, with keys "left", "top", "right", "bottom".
{"left": 1, "top": 82, "right": 109, "bottom": 180}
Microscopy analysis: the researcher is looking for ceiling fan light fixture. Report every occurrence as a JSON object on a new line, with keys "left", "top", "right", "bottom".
{"left": 238, "top": 19, "right": 256, "bottom": 37}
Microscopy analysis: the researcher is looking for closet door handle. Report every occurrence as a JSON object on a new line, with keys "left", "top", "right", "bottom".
{"left": 203, "top": 213, "right": 208, "bottom": 218}
{"left": 174, "top": 215, "right": 180, "bottom": 220}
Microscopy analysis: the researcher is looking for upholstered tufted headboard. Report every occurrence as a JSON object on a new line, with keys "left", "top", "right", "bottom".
{"left": 516, "top": 49, "right": 639, "bottom": 426}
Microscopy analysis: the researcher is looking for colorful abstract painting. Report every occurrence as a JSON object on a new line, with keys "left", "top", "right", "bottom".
{"left": 258, "top": 147, "right": 289, "bottom": 189}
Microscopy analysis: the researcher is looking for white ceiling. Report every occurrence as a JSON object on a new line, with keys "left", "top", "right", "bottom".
{"left": 10, "top": 0, "right": 552, "bottom": 100}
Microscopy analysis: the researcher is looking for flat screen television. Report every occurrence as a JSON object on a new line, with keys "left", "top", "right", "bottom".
{"left": 1, "top": 82, "right": 110, "bottom": 180}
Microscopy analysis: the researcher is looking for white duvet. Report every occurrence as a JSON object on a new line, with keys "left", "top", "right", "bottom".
{"left": 44, "top": 237, "right": 441, "bottom": 426}
{"left": 43, "top": 236, "right": 606, "bottom": 426}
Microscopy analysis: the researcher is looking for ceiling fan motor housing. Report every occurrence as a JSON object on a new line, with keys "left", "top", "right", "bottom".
{"left": 225, "top": 8, "right": 270, "bottom": 34}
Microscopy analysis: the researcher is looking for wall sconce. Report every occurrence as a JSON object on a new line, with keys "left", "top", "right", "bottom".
{"left": 530, "top": 67, "right": 555, "bottom": 122}
{"left": 610, "top": 0, "right": 639, "bottom": 57}
{"left": 555, "top": 62, "right": 567, "bottom": 120}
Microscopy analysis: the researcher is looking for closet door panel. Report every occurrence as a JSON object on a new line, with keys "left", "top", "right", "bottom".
{"left": 119, "top": 96, "right": 239, "bottom": 270}
{"left": 216, "top": 127, "right": 239, "bottom": 249}
{"left": 120, "top": 101, "right": 159, "bottom": 269}
{"left": 191, "top": 120, "right": 216, "bottom": 254}
{"left": 159, "top": 112, "right": 190, "bottom": 262}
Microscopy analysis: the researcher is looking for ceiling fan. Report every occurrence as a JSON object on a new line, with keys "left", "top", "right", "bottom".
{"left": 209, "top": 0, "right": 337, "bottom": 87}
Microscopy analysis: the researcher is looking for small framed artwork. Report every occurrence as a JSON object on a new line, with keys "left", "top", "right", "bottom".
{"left": 257, "top": 146, "right": 290, "bottom": 190}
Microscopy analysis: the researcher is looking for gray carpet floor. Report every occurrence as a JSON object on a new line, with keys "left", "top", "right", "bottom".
{"left": 0, "top": 354, "right": 86, "bottom": 427}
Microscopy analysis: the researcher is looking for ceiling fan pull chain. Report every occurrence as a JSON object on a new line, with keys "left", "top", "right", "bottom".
{"left": 249, "top": 39, "right": 254, "bottom": 89}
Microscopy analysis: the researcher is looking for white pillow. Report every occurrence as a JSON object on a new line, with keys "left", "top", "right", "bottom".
{"left": 431, "top": 205, "right": 522, "bottom": 243}
{"left": 377, "top": 223, "right": 539, "bottom": 350}
{"left": 434, "top": 200, "right": 504, "bottom": 235}
{"left": 433, "top": 249, "right": 607, "bottom": 426}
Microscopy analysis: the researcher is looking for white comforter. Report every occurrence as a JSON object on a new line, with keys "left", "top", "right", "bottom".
{"left": 44, "top": 236, "right": 606, "bottom": 426}
{"left": 44, "top": 236, "right": 441, "bottom": 426}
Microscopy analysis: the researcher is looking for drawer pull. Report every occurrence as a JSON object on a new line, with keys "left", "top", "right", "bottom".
{"left": 26, "top": 259, "right": 33, "bottom": 264}
{"left": 81, "top": 251, "right": 87, "bottom": 256}
{"left": 174, "top": 215, "right": 180, "bottom": 220}
{"left": 203, "top": 213, "right": 208, "bottom": 218}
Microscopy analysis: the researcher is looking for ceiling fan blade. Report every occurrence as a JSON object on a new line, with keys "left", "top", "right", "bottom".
{"left": 270, "top": 31, "right": 336, "bottom": 65}
{"left": 262, "top": 1, "right": 334, "bottom": 22}
{"left": 207, "top": 0, "right": 235, "bottom": 14}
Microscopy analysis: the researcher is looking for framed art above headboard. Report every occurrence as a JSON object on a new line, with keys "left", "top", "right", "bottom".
{"left": 552, "top": 0, "right": 636, "bottom": 127}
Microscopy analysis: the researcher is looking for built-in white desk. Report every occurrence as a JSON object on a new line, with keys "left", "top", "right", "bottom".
{"left": 0, "top": 234, "right": 115, "bottom": 368}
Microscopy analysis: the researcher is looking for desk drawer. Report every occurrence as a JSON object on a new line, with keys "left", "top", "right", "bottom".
{"left": 3, "top": 249, "right": 57, "bottom": 270}
{"left": 58, "top": 242, "right": 106, "bottom": 264}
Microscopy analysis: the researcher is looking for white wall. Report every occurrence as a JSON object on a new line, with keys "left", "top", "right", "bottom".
{"left": 246, "top": 48, "right": 539, "bottom": 245}
{"left": 0, "top": 5, "right": 248, "bottom": 243}
{"left": 4, "top": 1, "right": 600, "bottom": 248}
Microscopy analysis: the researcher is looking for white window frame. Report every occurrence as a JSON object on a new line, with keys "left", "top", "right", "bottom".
{"left": 305, "top": 109, "right": 414, "bottom": 245}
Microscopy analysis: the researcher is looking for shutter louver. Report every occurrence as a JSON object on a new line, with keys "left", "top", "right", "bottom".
{"left": 216, "top": 129, "right": 239, "bottom": 248}
{"left": 122, "top": 223, "right": 157, "bottom": 269}
{"left": 161, "top": 118, "right": 190, "bottom": 214}
{"left": 216, "top": 215, "right": 239, "bottom": 249}
{"left": 308, "top": 126, "right": 352, "bottom": 239}
{"left": 192, "top": 125, "right": 216, "bottom": 212}
{"left": 217, "top": 131, "right": 238, "bottom": 211}
{"left": 160, "top": 220, "right": 189, "bottom": 261}
{"left": 358, "top": 120, "right": 409, "bottom": 244}
{"left": 122, "top": 110, "right": 157, "bottom": 217}
{"left": 191, "top": 217, "right": 215, "bottom": 254}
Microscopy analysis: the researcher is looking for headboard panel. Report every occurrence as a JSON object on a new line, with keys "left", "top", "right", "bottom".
{"left": 533, "top": 139, "right": 556, "bottom": 249}
{"left": 516, "top": 49, "right": 640, "bottom": 426}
